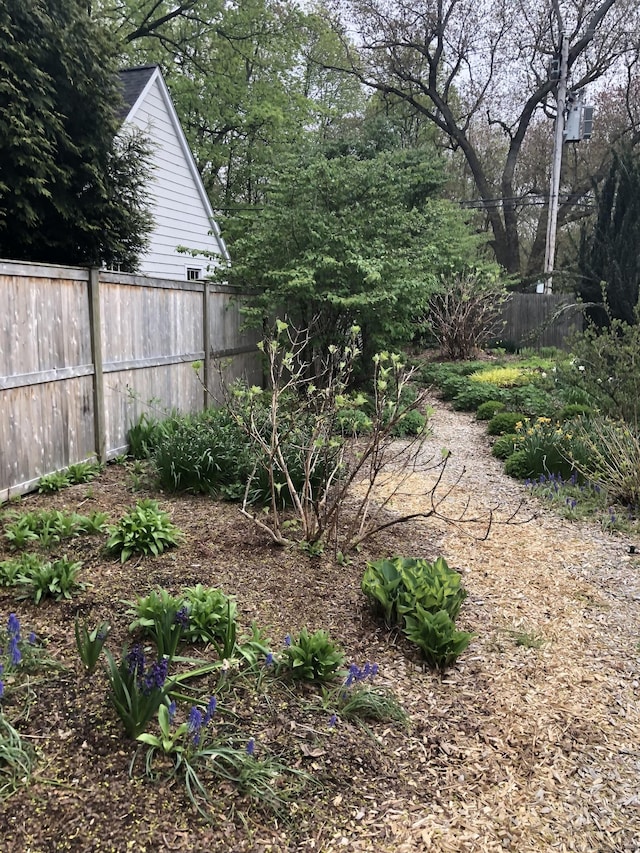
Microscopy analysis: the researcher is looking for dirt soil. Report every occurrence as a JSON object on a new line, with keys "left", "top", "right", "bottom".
{"left": 1, "top": 399, "right": 639, "bottom": 853}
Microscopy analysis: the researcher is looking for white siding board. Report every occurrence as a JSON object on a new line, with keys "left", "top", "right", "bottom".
{"left": 122, "top": 73, "right": 227, "bottom": 280}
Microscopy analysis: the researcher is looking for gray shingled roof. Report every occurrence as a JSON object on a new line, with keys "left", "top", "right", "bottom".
{"left": 117, "top": 65, "right": 157, "bottom": 121}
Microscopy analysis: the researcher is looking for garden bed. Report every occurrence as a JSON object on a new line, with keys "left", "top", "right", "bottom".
{"left": 1, "top": 400, "right": 639, "bottom": 852}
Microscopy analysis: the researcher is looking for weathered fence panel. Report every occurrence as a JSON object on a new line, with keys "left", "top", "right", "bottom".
{"left": 500, "top": 293, "right": 583, "bottom": 350}
{"left": 0, "top": 260, "right": 261, "bottom": 501}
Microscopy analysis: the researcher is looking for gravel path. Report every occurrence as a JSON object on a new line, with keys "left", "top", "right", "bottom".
{"left": 352, "top": 397, "right": 640, "bottom": 853}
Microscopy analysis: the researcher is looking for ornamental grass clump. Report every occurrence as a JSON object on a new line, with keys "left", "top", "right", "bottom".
{"left": 324, "top": 662, "right": 408, "bottom": 725}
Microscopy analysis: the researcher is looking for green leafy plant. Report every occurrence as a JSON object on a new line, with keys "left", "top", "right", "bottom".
{"left": 281, "top": 629, "right": 345, "bottom": 683}
{"left": 137, "top": 700, "right": 295, "bottom": 817}
{"left": 491, "top": 433, "right": 522, "bottom": 460}
{"left": 66, "top": 461, "right": 102, "bottom": 484}
{"left": 487, "top": 411, "right": 527, "bottom": 436}
{"left": 17, "top": 556, "right": 85, "bottom": 603}
{"left": 568, "top": 416, "right": 640, "bottom": 505}
{"left": 323, "top": 662, "right": 408, "bottom": 725}
{"left": 476, "top": 400, "right": 506, "bottom": 420}
{"left": 3, "top": 517, "right": 39, "bottom": 550}
{"left": 75, "top": 619, "right": 111, "bottom": 675}
{"left": 18, "top": 556, "right": 85, "bottom": 604}
{"left": 362, "top": 556, "right": 467, "bottom": 626}
{"left": 402, "top": 606, "right": 475, "bottom": 670}
{"left": 106, "top": 500, "right": 182, "bottom": 562}
{"left": 0, "top": 710, "right": 34, "bottom": 799}
{"left": 37, "top": 471, "right": 71, "bottom": 493}
{"left": 105, "top": 645, "right": 171, "bottom": 738}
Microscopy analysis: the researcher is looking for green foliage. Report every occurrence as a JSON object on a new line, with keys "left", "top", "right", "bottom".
{"left": 183, "top": 585, "right": 238, "bottom": 646}
{"left": 402, "top": 606, "right": 475, "bottom": 671}
{"left": 503, "top": 450, "right": 533, "bottom": 480}
{"left": 563, "top": 319, "right": 640, "bottom": 427}
{"left": 362, "top": 556, "right": 467, "bottom": 627}
{"left": 75, "top": 619, "right": 111, "bottom": 675}
{"left": 104, "top": 646, "right": 170, "bottom": 739}
{"left": 469, "top": 366, "right": 530, "bottom": 387}
{"left": 333, "top": 686, "right": 408, "bottom": 724}
{"left": 17, "top": 556, "right": 85, "bottom": 603}
{"left": 491, "top": 433, "right": 521, "bottom": 460}
{"left": 506, "top": 417, "right": 589, "bottom": 481}
{"left": 0, "top": 710, "right": 34, "bottom": 799}
{"left": 66, "top": 461, "right": 102, "bottom": 484}
{"left": 487, "top": 411, "right": 527, "bottom": 436}
{"left": 558, "top": 403, "right": 594, "bottom": 421}
{"left": 3, "top": 509, "right": 107, "bottom": 549}
{"left": 152, "top": 409, "right": 250, "bottom": 499}
{"left": 37, "top": 471, "right": 71, "bottom": 493}
{"left": 219, "top": 146, "right": 487, "bottom": 364}
{"left": 451, "top": 383, "right": 505, "bottom": 412}
{"left": 106, "top": 500, "right": 183, "bottom": 562}
{"left": 476, "top": 400, "right": 506, "bottom": 420}
{"left": 282, "top": 629, "right": 345, "bottom": 683}
{"left": 389, "top": 407, "right": 427, "bottom": 437}
{"left": 0, "top": 0, "right": 152, "bottom": 268}
{"left": 578, "top": 148, "right": 640, "bottom": 326}
{"left": 362, "top": 555, "right": 473, "bottom": 669}
{"left": 568, "top": 417, "right": 640, "bottom": 506}
{"left": 127, "top": 413, "right": 178, "bottom": 460}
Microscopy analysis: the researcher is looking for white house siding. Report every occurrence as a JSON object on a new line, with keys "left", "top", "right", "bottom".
{"left": 125, "top": 77, "right": 222, "bottom": 280}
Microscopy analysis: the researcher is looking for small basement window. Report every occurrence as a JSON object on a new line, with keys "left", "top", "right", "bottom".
{"left": 186, "top": 267, "right": 202, "bottom": 281}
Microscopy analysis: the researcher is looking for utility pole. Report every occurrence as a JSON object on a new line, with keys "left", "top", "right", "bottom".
{"left": 543, "top": 34, "right": 569, "bottom": 294}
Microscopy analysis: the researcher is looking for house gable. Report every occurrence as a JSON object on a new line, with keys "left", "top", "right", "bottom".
{"left": 119, "top": 66, "right": 229, "bottom": 279}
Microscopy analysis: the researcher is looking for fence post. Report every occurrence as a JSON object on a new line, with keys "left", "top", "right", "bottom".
{"left": 88, "top": 267, "right": 106, "bottom": 462}
{"left": 202, "top": 279, "right": 212, "bottom": 410}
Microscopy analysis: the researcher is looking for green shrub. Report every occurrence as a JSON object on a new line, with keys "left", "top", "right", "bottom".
{"left": 127, "top": 412, "right": 180, "bottom": 460}
{"left": 451, "top": 383, "right": 505, "bottom": 412}
{"left": 492, "top": 433, "right": 521, "bottom": 460}
{"left": 390, "top": 407, "right": 427, "bottom": 437}
{"left": 503, "top": 450, "right": 533, "bottom": 479}
{"left": 487, "top": 411, "right": 526, "bottom": 435}
{"left": 106, "top": 500, "right": 183, "bottom": 562}
{"left": 476, "top": 400, "right": 506, "bottom": 420}
{"left": 184, "top": 584, "right": 238, "bottom": 644}
{"left": 507, "top": 416, "right": 589, "bottom": 481}
{"left": 37, "top": 471, "right": 70, "bottom": 493}
{"left": 559, "top": 403, "right": 594, "bottom": 421}
{"left": 469, "top": 366, "right": 530, "bottom": 387}
{"left": 568, "top": 417, "right": 640, "bottom": 505}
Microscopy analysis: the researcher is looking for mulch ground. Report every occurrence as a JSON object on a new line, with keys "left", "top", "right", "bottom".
{"left": 1, "top": 401, "right": 639, "bottom": 852}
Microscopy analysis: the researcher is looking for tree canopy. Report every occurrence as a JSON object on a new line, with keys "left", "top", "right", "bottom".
{"left": 0, "top": 0, "right": 152, "bottom": 268}
{"left": 217, "top": 142, "right": 493, "bottom": 362}
{"left": 326, "top": 0, "right": 640, "bottom": 283}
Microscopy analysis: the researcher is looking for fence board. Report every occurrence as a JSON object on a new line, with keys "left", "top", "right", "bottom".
{"left": 0, "top": 260, "right": 260, "bottom": 501}
{"left": 499, "top": 293, "right": 583, "bottom": 350}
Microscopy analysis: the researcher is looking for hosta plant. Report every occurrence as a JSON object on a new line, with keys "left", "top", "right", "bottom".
{"left": 362, "top": 556, "right": 467, "bottom": 626}
{"left": 281, "top": 628, "right": 345, "bottom": 683}
{"left": 403, "top": 606, "right": 475, "bottom": 670}
{"left": 106, "top": 500, "right": 182, "bottom": 562}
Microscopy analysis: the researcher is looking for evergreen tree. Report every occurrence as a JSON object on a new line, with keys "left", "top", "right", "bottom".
{"left": 0, "top": 0, "right": 151, "bottom": 268}
{"left": 578, "top": 149, "right": 640, "bottom": 326}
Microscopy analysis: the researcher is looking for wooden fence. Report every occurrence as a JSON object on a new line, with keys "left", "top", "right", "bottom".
{"left": 500, "top": 293, "right": 583, "bottom": 350}
{"left": 0, "top": 260, "right": 261, "bottom": 502}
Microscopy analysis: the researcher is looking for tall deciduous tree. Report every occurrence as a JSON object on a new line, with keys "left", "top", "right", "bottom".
{"left": 326, "top": 0, "right": 640, "bottom": 281}
{"left": 578, "top": 148, "right": 640, "bottom": 324}
{"left": 218, "top": 143, "right": 493, "bottom": 363}
{"left": 0, "top": 0, "right": 152, "bottom": 268}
